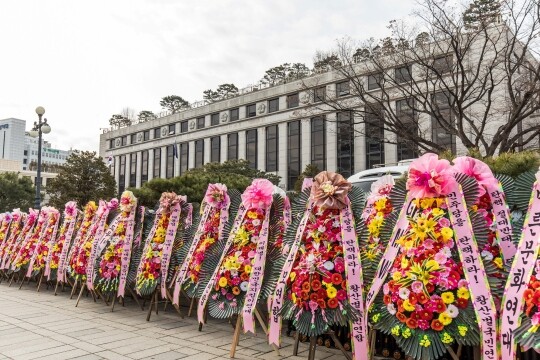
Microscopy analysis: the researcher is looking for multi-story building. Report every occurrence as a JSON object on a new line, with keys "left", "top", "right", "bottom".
{"left": 23, "top": 136, "right": 71, "bottom": 171}
{"left": 0, "top": 118, "right": 26, "bottom": 165}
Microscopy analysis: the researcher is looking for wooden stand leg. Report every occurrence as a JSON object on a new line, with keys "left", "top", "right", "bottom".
{"left": 254, "top": 309, "right": 280, "bottom": 356}
{"left": 18, "top": 275, "right": 28, "bottom": 289}
{"left": 230, "top": 315, "right": 242, "bottom": 358}
{"left": 165, "top": 288, "right": 183, "bottom": 318}
{"left": 111, "top": 296, "right": 117, "bottom": 312}
{"left": 188, "top": 297, "right": 196, "bottom": 317}
{"left": 155, "top": 292, "right": 159, "bottom": 315}
{"left": 75, "top": 283, "right": 86, "bottom": 307}
{"left": 128, "top": 287, "right": 144, "bottom": 310}
{"left": 293, "top": 332, "right": 300, "bottom": 356}
{"left": 70, "top": 279, "right": 78, "bottom": 299}
{"left": 308, "top": 336, "right": 317, "bottom": 360}
{"left": 369, "top": 329, "right": 376, "bottom": 360}
{"left": 329, "top": 331, "right": 352, "bottom": 360}
{"left": 146, "top": 292, "right": 155, "bottom": 322}
{"left": 54, "top": 280, "right": 60, "bottom": 295}
{"left": 8, "top": 274, "right": 15, "bottom": 287}
{"left": 36, "top": 272, "right": 44, "bottom": 292}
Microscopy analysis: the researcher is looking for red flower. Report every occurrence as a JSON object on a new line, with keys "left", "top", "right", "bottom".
{"left": 310, "top": 293, "right": 319, "bottom": 302}
{"left": 524, "top": 289, "right": 534, "bottom": 305}
{"left": 409, "top": 293, "right": 418, "bottom": 306}
{"left": 327, "top": 298, "right": 339, "bottom": 309}
{"left": 331, "top": 273, "right": 343, "bottom": 285}
{"left": 396, "top": 312, "right": 407, "bottom": 323}
{"left": 431, "top": 319, "right": 444, "bottom": 331}
{"left": 406, "top": 318, "right": 418, "bottom": 329}
{"left": 419, "top": 310, "right": 433, "bottom": 321}
{"left": 302, "top": 282, "right": 311, "bottom": 292}
{"left": 533, "top": 290, "right": 540, "bottom": 306}
{"left": 417, "top": 293, "right": 429, "bottom": 305}
{"left": 456, "top": 298, "right": 468, "bottom": 309}
{"left": 383, "top": 295, "right": 392, "bottom": 305}
{"left": 317, "top": 299, "right": 326, "bottom": 309}
{"left": 311, "top": 279, "right": 321, "bottom": 291}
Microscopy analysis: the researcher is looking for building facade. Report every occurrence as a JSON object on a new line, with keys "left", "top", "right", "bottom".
{"left": 0, "top": 118, "right": 26, "bottom": 165}
{"left": 23, "top": 136, "right": 71, "bottom": 171}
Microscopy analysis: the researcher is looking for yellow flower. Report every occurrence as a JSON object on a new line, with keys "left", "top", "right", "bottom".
{"left": 234, "top": 227, "right": 250, "bottom": 246}
{"left": 292, "top": 293, "right": 297, "bottom": 303}
{"left": 458, "top": 325, "right": 468, "bottom": 337}
{"left": 419, "top": 335, "right": 431, "bottom": 347}
{"left": 327, "top": 286, "right": 337, "bottom": 299}
{"left": 391, "top": 325, "right": 400, "bottom": 336}
{"left": 290, "top": 272, "right": 296, "bottom": 281}
{"left": 401, "top": 258, "right": 409, "bottom": 269}
{"left": 372, "top": 313, "right": 380, "bottom": 323}
{"left": 402, "top": 328, "right": 412, "bottom": 339}
{"left": 218, "top": 277, "right": 228, "bottom": 287}
{"left": 403, "top": 299, "right": 415, "bottom": 312}
{"left": 247, "top": 211, "right": 258, "bottom": 219}
{"left": 148, "top": 273, "right": 154, "bottom": 280}
{"left": 426, "top": 260, "right": 440, "bottom": 271}
{"left": 441, "top": 292, "right": 455, "bottom": 304}
{"left": 244, "top": 265, "right": 252, "bottom": 274}
{"left": 438, "top": 312, "right": 452, "bottom": 326}
{"left": 392, "top": 271, "right": 402, "bottom": 281}
{"left": 457, "top": 287, "right": 470, "bottom": 300}
{"left": 432, "top": 208, "right": 444, "bottom": 217}
{"left": 374, "top": 198, "right": 387, "bottom": 212}
{"left": 494, "top": 257, "right": 503, "bottom": 269}
{"left": 440, "top": 332, "right": 454, "bottom": 344}
{"left": 420, "top": 198, "right": 434, "bottom": 209}
{"left": 440, "top": 227, "right": 453, "bottom": 241}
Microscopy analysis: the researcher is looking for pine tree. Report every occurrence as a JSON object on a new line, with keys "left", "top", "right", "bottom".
{"left": 463, "top": 0, "right": 502, "bottom": 29}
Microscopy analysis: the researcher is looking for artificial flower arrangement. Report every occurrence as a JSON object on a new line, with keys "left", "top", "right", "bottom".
{"left": 68, "top": 200, "right": 117, "bottom": 282}
{"left": 0, "top": 210, "right": 26, "bottom": 271}
{"left": 27, "top": 207, "right": 61, "bottom": 277}
{"left": 135, "top": 192, "right": 191, "bottom": 298}
{"left": 200, "top": 179, "right": 288, "bottom": 326}
{"left": 12, "top": 208, "right": 52, "bottom": 273}
{"left": 172, "top": 183, "right": 240, "bottom": 303}
{"left": 370, "top": 153, "right": 500, "bottom": 360}
{"left": 45, "top": 201, "right": 79, "bottom": 282}
{"left": 0, "top": 212, "right": 13, "bottom": 252}
{"left": 270, "top": 171, "right": 366, "bottom": 353}
{"left": 93, "top": 191, "right": 141, "bottom": 297}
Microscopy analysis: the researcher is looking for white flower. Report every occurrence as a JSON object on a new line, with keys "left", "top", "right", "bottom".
{"left": 323, "top": 261, "right": 334, "bottom": 271}
{"left": 240, "top": 281, "right": 249, "bottom": 292}
{"left": 398, "top": 287, "right": 410, "bottom": 300}
{"left": 481, "top": 250, "right": 493, "bottom": 261}
{"left": 446, "top": 304, "right": 459, "bottom": 318}
{"left": 387, "top": 303, "right": 397, "bottom": 315}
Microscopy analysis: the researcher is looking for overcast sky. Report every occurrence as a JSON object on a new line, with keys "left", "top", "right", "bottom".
{"left": 0, "top": 0, "right": 416, "bottom": 152}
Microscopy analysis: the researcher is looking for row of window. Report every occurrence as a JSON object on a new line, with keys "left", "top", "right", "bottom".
{"left": 24, "top": 149, "right": 67, "bottom": 160}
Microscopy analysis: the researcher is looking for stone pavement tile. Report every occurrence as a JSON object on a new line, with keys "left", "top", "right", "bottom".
{"left": 69, "top": 341, "right": 106, "bottom": 353}
{"left": 0, "top": 332, "right": 41, "bottom": 347}
{"left": 173, "top": 352, "right": 216, "bottom": 360}
{"left": 67, "top": 327, "right": 107, "bottom": 338}
{"left": 39, "top": 348, "right": 90, "bottom": 359}
{"left": 1, "top": 339, "right": 66, "bottom": 358}
{"left": 103, "top": 337, "right": 167, "bottom": 355}
{"left": 13, "top": 344, "right": 75, "bottom": 360}
{"left": 94, "top": 350, "right": 127, "bottom": 360}
{"left": 127, "top": 345, "right": 179, "bottom": 360}
{"left": 92, "top": 332, "right": 140, "bottom": 345}
{"left": 185, "top": 342, "right": 229, "bottom": 356}
{"left": 71, "top": 355, "right": 104, "bottom": 360}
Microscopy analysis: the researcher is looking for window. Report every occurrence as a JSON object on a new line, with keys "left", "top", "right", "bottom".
{"left": 431, "top": 92, "right": 455, "bottom": 153}
{"left": 246, "top": 104, "right": 256, "bottom": 118}
{"left": 287, "top": 93, "right": 299, "bottom": 108}
{"left": 365, "top": 105, "right": 385, "bottom": 169}
{"left": 121, "top": 136, "right": 127, "bottom": 146}
{"left": 433, "top": 55, "right": 453, "bottom": 74}
{"left": 119, "top": 155, "right": 126, "bottom": 193}
{"left": 336, "top": 81, "right": 350, "bottom": 96}
{"left": 210, "top": 136, "right": 221, "bottom": 163}
{"left": 154, "top": 128, "right": 161, "bottom": 139}
{"left": 368, "top": 73, "right": 383, "bottom": 90}
{"left": 268, "top": 98, "right": 279, "bottom": 113}
{"left": 266, "top": 125, "right": 278, "bottom": 172}
{"left": 228, "top": 133, "right": 238, "bottom": 160}
{"left": 143, "top": 130, "right": 150, "bottom": 141}
{"left": 130, "top": 134, "right": 136, "bottom": 144}
{"left": 110, "top": 139, "right": 115, "bottom": 149}
{"left": 129, "top": 153, "right": 137, "bottom": 187}
{"left": 23, "top": 159, "right": 27, "bottom": 164}
{"left": 396, "top": 99, "right": 418, "bottom": 161}
{"left": 180, "top": 121, "right": 188, "bottom": 133}
{"left": 141, "top": 150, "right": 149, "bottom": 184}
{"left": 153, "top": 148, "right": 161, "bottom": 179}
{"left": 24, "top": 150, "right": 27, "bottom": 156}
{"left": 166, "top": 145, "right": 174, "bottom": 179}
{"left": 179, "top": 143, "right": 189, "bottom": 175}
{"left": 311, "top": 117, "right": 326, "bottom": 171}
{"left": 168, "top": 124, "right": 176, "bottom": 135}
{"left": 314, "top": 87, "right": 326, "bottom": 102}
{"left": 337, "top": 112, "right": 354, "bottom": 178}
{"left": 246, "top": 129, "right": 258, "bottom": 169}
{"left": 287, "top": 121, "right": 301, "bottom": 190}
{"left": 197, "top": 117, "right": 205, "bottom": 129}
{"left": 195, "top": 140, "right": 204, "bottom": 168}
{"left": 230, "top": 108, "right": 239, "bottom": 121}
{"left": 211, "top": 113, "right": 220, "bottom": 126}
{"left": 395, "top": 65, "right": 412, "bottom": 83}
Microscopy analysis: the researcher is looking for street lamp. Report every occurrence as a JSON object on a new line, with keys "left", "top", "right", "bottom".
{"left": 29, "top": 106, "right": 52, "bottom": 209}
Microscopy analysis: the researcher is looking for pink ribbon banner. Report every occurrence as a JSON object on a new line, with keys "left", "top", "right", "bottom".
{"left": 242, "top": 206, "right": 272, "bottom": 334}
{"left": 366, "top": 196, "right": 414, "bottom": 309}
{"left": 500, "top": 171, "right": 540, "bottom": 360}
{"left": 1, "top": 215, "right": 25, "bottom": 270}
{"left": 198, "top": 204, "right": 247, "bottom": 324}
{"left": 184, "top": 203, "right": 193, "bottom": 228}
{"left": 118, "top": 211, "right": 136, "bottom": 298}
{"left": 46, "top": 212, "right": 77, "bottom": 280}
{"left": 12, "top": 211, "right": 47, "bottom": 272}
{"left": 27, "top": 210, "right": 60, "bottom": 278}
{"left": 283, "top": 196, "right": 292, "bottom": 229}
{"left": 86, "top": 207, "right": 111, "bottom": 290}
{"left": 159, "top": 202, "right": 181, "bottom": 299}
{"left": 340, "top": 200, "right": 369, "bottom": 360}
{"left": 446, "top": 182, "right": 497, "bottom": 360}
{"left": 57, "top": 212, "right": 81, "bottom": 283}
{"left": 486, "top": 182, "right": 516, "bottom": 265}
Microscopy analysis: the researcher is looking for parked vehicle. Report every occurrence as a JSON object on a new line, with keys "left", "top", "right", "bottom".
{"left": 347, "top": 159, "right": 415, "bottom": 193}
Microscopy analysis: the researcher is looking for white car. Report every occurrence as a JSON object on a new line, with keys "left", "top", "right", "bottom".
{"left": 347, "top": 160, "right": 414, "bottom": 193}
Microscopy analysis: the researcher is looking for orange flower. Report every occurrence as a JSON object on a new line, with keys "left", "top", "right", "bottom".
{"left": 525, "top": 289, "right": 534, "bottom": 304}
{"left": 327, "top": 298, "right": 339, "bottom": 309}
{"left": 241, "top": 272, "right": 250, "bottom": 281}
{"left": 417, "top": 293, "right": 429, "bottom": 304}
{"left": 311, "top": 279, "right": 322, "bottom": 291}
{"left": 406, "top": 318, "right": 418, "bottom": 329}
{"left": 310, "top": 293, "right": 319, "bottom": 302}
{"left": 302, "top": 282, "right": 311, "bottom": 292}
{"left": 232, "top": 287, "right": 240, "bottom": 295}
{"left": 331, "top": 273, "right": 343, "bottom": 285}
{"left": 431, "top": 319, "right": 444, "bottom": 331}
{"left": 396, "top": 312, "right": 407, "bottom": 323}
{"left": 301, "top": 291, "right": 310, "bottom": 300}
{"left": 383, "top": 295, "right": 391, "bottom": 305}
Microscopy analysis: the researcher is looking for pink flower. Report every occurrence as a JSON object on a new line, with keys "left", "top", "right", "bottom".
{"left": 336, "top": 290, "right": 347, "bottom": 301}
{"left": 366, "top": 175, "right": 394, "bottom": 206}
{"left": 438, "top": 217, "right": 450, "bottom": 228}
{"left": 65, "top": 201, "right": 78, "bottom": 217}
{"left": 406, "top": 153, "right": 454, "bottom": 198}
{"left": 309, "top": 300, "right": 319, "bottom": 311}
{"left": 458, "top": 279, "right": 468, "bottom": 288}
{"left": 241, "top": 179, "right": 274, "bottom": 209}
{"left": 434, "top": 252, "right": 448, "bottom": 265}
{"left": 532, "top": 312, "right": 540, "bottom": 326}
{"left": 452, "top": 156, "right": 498, "bottom": 196}
{"left": 108, "top": 198, "right": 119, "bottom": 210}
{"left": 411, "top": 281, "right": 424, "bottom": 294}
{"left": 205, "top": 183, "right": 228, "bottom": 208}
{"left": 417, "top": 320, "right": 430, "bottom": 330}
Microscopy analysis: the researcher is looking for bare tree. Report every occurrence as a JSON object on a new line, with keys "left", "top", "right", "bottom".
{"left": 121, "top": 107, "right": 137, "bottom": 122}
{"left": 299, "top": 0, "right": 540, "bottom": 157}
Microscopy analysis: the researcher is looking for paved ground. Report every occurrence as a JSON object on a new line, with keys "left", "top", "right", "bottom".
{"left": 0, "top": 280, "right": 346, "bottom": 360}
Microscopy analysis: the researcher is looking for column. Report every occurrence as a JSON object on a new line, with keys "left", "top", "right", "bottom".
{"left": 174, "top": 144, "right": 180, "bottom": 177}
{"left": 220, "top": 134, "right": 227, "bottom": 163}
{"left": 148, "top": 149, "right": 154, "bottom": 181}
{"left": 277, "top": 122, "right": 287, "bottom": 189}
{"left": 325, "top": 113, "right": 337, "bottom": 172}
{"left": 257, "top": 127, "right": 265, "bottom": 171}
{"left": 124, "top": 153, "right": 130, "bottom": 190}
{"left": 160, "top": 146, "right": 167, "bottom": 179}
{"left": 188, "top": 141, "right": 195, "bottom": 169}
{"left": 353, "top": 114, "right": 366, "bottom": 172}
{"left": 300, "top": 119, "right": 311, "bottom": 170}
{"left": 203, "top": 138, "right": 211, "bottom": 165}
{"left": 135, "top": 151, "right": 142, "bottom": 188}
{"left": 114, "top": 156, "right": 120, "bottom": 191}
{"left": 238, "top": 130, "right": 246, "bottom": 160}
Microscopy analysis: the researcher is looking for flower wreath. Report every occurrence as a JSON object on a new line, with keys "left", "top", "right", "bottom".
{"left": 0, "top": 212, "right": 13, "bottom": 252}
{"left": 46, "top": 201, "right": 79, "bottom": 281}
{"left": 135, "top": 192, "right": 190, "bottom": 298}
{"left": 199, "top": 179, "right": 287, "bottom": 333}
{"left": 370, "top": 154, "right": 500, "bottom": 360}
{"left": 0, "top": 210, "right": 26, "bottom": 270}
{"left": 94, "top": 191, "right": 141, "bottom": 297}
{"left": 12, "top": 208, "right": 51, "bottom": 273}
{"left": 270, "top": 171, "right": 366, "bottom": 357}
{"left": 27, "top": 207, "right": 61, "bottom": 277}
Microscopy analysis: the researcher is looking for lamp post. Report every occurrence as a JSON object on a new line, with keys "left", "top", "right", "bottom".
{"left": 29, "top": 106, "right": 51, "bottom": 209}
